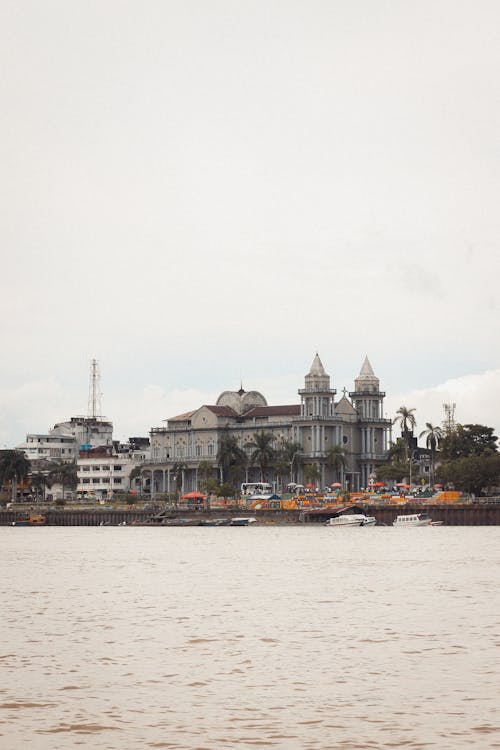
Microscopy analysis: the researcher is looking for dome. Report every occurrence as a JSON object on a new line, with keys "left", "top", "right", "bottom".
{"left": 241, "top": 390, "right": 267, "bottom": 411}
{"left": 216, "top": 388, "right": 267, "bottom": 415}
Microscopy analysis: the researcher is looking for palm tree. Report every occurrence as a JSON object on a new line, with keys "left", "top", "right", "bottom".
{"left": 248, "top": 431, "right": 275, "bottom": 482}
{"left": 129, "top": 466, "right": 143, "bottom": 494}
{"left": 217, "top": 433, "right": 247, "bottom": 485}
{"left": 419, "top": 422, "right": 444, "bottom": 485}
{"left": 30, "top": 471, "right": 52, "bottom": 502}
{"left": 47, "top": 461, "right": 78, "bottom": 502}
{"left": 393, "top": 406, "right": 417, "bottom": 459}
{"left": 386, "top": 438, "right": 406, "bottom": 463}
{"left": 171, "top": 462, "right": 187, "bottom": 506}
{"left": 278, "top": 440, "right": 302, "bottom": 484}
{"left": 197, "top": 461, "right": 215, "bottom": 490}
{"left": 303, "top": 463, "right": 321, "bottom": 489}
{"left": 0, "top": 450, "right": 31, "bottom": 501}
{"left": 325, "top": 444, "right": 345, "bottom": 485}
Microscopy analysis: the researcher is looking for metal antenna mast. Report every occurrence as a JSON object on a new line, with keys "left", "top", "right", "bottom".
{"left": 442, "top": 402, "right": 456, "bottom": 434}
{"left": 87, "top": 359, "right": 102, "bottom": 419}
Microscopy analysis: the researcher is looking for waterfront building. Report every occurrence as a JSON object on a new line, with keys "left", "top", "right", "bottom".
{"left": 18, "top": 416, "right": 113, "bottom": 469}
{"left": 144, "top": 354, "right": 391, "bottom": 495}
{"left": 76, "top": 439, "right": 150, "bottom": 500}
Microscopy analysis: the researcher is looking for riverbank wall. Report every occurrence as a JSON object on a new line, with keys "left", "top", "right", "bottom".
{"left": 1, "top": 503, "right": 500, "bottom": 526}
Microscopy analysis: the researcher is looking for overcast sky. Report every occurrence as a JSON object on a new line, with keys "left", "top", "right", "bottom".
{"left": 1, "top": 1, "right": 499, "bottom": 447}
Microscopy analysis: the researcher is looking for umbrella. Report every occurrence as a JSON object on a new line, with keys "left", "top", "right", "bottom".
{"left": 181, "top": 491, "right": 206, "bottom": 499}
{"left": 396, "top": 483, "right": 407, "bottom": 487}
{"left": 374, "top": 482, "right": 385, "bottom": 487}
{"left": 330, "top": 482, "right": 342, "bottom": 488}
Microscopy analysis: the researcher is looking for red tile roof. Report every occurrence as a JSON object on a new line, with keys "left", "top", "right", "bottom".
{"left": 243, "top": 405, "right": 300, "bottom": 418}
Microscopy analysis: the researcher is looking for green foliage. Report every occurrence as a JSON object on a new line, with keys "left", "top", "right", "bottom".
{"left": 303, "top": 463, "right": 321, "bottom": 485}
{"left": 0, "top": 450, "right": 30, "bottom": 487}
{"left": 393, "top": 406, "right": 417, "bottom": 460}
{"left": 217, "top": 432, "right": 247, "bottom": 484}
{"left": 393, "top": 406, "right": 417, "bottom": 434}
{"left": 217, "top": 482, "right": 236, "bottom": 498}
{"left": 203, "top": 477, "right": 220, "bottom": 495}
{"left": 375, "top": 461, "right": 410, "bottom": 482}
{"left": 419, "top": 423, "right": 444, "bottom": 452}
{"left": 171, "top": 462, "right": 187, "bottom": 497}
{"left": 48, "top": 461, "right": 78, "bottom": 491}
{"left": 248, "top": 431, "right": 275, "bottom": 481}
{"left": 439, "top": 424, "right": 498, "bottom": 460}
{"left": 436, "top": 453, "right": 500, "bottom": 494}
{"left": 386, "top": 439, "right": 406, "bottom": 463}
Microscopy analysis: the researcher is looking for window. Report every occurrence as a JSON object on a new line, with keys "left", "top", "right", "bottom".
{"left": 114, "top": 478, "right": 122, "bottom": 484}
{"left": 102, "top": 465, "right": 110, "bottom": 471}
{"left": 82, "top": 466, "right": 90, "bottom": 472}
{"left": 195, "top": 445, "right": 202, "bottom": 457}
{"left": 92, "top": 466, "right": 100, "bottom": 472}
{"left": 102, "top": 478, "right": 110, "bottom": 484}
{"left": 113, "top": 465, "right": 122, "bottom": 471}
{"left": 92, "top": 478, "right": 100, "bottom": 484}
{"left": 82, "top": 478, "right": 90, "bottom": 484}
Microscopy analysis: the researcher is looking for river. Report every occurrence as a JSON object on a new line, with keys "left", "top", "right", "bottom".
{"left": 0, "top": 526, "right": 498, "bottom": 749}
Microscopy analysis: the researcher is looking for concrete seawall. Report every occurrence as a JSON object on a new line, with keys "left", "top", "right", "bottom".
{"left": 1, "top": 504, "right": 500, "bottom": 526}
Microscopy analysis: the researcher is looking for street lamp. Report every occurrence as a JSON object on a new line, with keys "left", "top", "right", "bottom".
{"left": 290, "top": 451, "right": 301, "bottom": 484}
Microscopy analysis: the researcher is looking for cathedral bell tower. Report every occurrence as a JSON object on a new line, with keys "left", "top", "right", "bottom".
{"left": 349, "top": 356, "right": 390, "bottom": 489}
{"left": 299, "top": 353, "right": 336, "bottom": 419}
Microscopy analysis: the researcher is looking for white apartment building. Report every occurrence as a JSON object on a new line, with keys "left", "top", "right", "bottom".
{"left": 77, "top": 444, "right": 149, "bottom": 499}
{"left": 18, "top": 416, "right": 113, "bottom": 468}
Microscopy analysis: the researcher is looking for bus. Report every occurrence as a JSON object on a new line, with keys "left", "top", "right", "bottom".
{"left": 240, "top": 482, "right": 273, "bottom": 496}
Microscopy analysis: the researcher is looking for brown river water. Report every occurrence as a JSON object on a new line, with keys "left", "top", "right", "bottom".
{"left": 0, "top": 526, "right": 499, "bottom": 749}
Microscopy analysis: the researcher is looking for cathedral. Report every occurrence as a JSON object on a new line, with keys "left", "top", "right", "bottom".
{"left": 148, "top": 354, "right": 391, "bottom": 493}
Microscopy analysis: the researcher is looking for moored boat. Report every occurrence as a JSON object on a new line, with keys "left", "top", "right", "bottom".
{"left": 12, "top": 514, "right": 47, "bottom": 527}
{"left": 229, "top": 517, "right": 257, "bottom": 526}
{"left": 325, "top": 514, "right": 376, "bottom": 527}
{"left": 393, "top": 513, "right": 440, "bottom": 527}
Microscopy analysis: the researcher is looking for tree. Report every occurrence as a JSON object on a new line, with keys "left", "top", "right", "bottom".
{"left": 0, "top": 450, "right": 31, "bottom": 501}
{"left": 419, "top": 423, "right": 444, "bottom": 484}
{"left": 303, "top": 463, "right": 321, "bottom": 488}
{"left": 248, "top": 431, "right": 275, "bottom": 482}
{"left": 216, "top": 433, "right": 247, "bottom": 486}
{"left": 30, "top": 471, "right": 52, "bottom": 502}
{"left": 440, "top": 424, "right": 498, "bottom": 461}
{"left": 171, "top": 462, "right": 186, "bottom": 505}
{"left": 436, "top": 454, "right": 500, "bottom": 495}
{"left": 375, "top": 461, "right": 410, "bottom": 483}
{"left": 277, "top": 440, "right": 302, "bottom": 483}
{"left": 47, "top": 461, "right": 78, "bottom": 501}
{"left": 393, "top": 406, "right": 417, "bottom": 460}
{"left": 197, "top": 461, "right": 215, "bottom": 490}
{"left": 386, "top": 439, "right": 406, "bottom": 464}
{"left": 325, "top": 444, "right": 345, "bottom": 484}
{"left": 129, "top": 465, "right": 143, "bottom": 493}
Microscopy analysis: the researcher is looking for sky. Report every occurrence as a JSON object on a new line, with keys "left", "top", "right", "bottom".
{"left": 1, "top": 1, "right": 499, "bottom": 447}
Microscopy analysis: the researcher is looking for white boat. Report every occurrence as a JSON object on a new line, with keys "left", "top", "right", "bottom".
{"left": 325, "top": 514, "right": 376, "bottom": 527}
{"left": 230, "top": 517, "right": 257, "bottom": 526}
{"left": 392, "top": 513, "right": 439, "bottom": 527}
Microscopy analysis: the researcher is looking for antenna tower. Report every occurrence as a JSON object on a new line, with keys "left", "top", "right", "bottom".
{"left": 442, "top": 402, "right": 456, "bottom": 434}
{"left": 87, "top": 359, "right": 102, "bottom": 420}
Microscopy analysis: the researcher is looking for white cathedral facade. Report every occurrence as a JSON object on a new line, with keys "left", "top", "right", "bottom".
{"left": 147, "top": 354, "right": 392, "bottom": 494}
